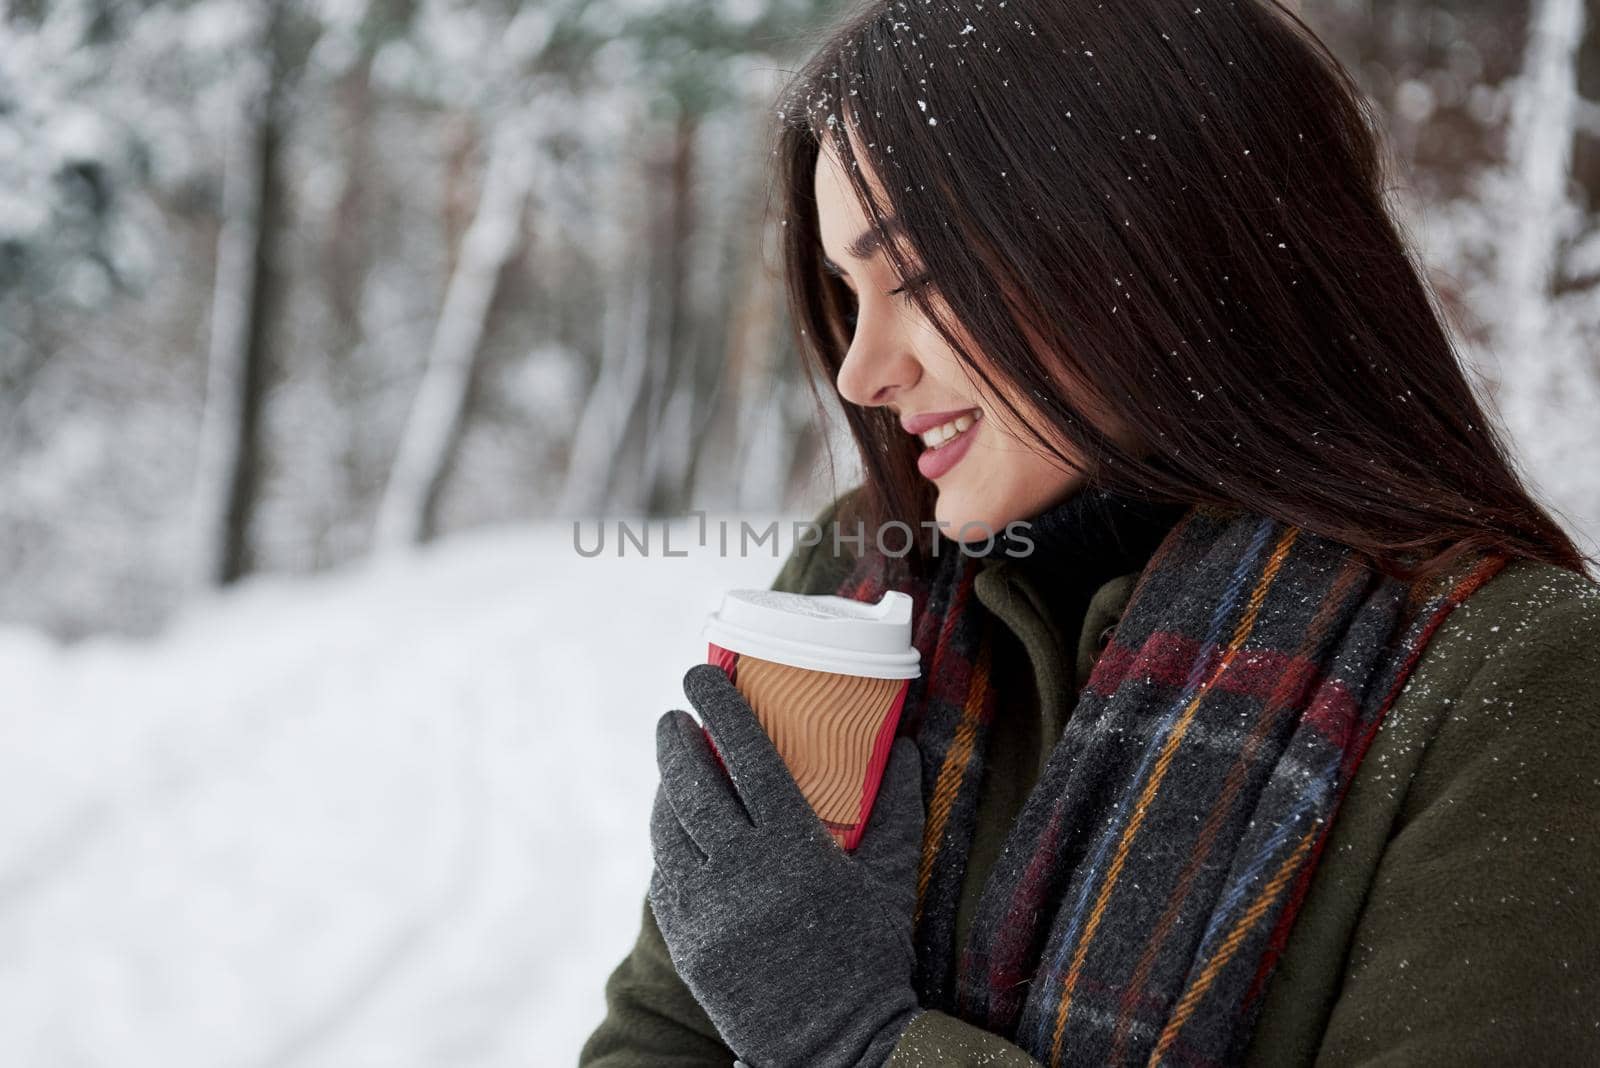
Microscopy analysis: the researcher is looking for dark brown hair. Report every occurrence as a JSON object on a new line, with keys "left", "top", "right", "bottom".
{"left": 769, "top": 0, "right": 1591, "bottom": 586}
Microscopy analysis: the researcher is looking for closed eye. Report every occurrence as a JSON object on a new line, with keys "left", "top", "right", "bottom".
{"left": 822, "top": 252, "right": 931, "bottom": 301}
{"left": 887, "top": 273, "right": 933, "bottom": 303}
{"left": 831, "top": 269, "right": 933, "bottom": 331}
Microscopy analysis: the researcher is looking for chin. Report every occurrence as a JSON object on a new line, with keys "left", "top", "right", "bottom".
{"left": 932, "top": 493, "right": 1012, "bottom": 544}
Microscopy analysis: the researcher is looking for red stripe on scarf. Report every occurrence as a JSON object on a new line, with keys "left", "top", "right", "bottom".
{"left": 1085, "top": 632, "right": 1361, "bottom": 747}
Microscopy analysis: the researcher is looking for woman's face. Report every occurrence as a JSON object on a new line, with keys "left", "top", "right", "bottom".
{"left": 812, "top": 143, "right": 1093, "bottom": 541}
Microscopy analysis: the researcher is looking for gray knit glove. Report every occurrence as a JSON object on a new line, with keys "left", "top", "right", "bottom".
{"left": 648, "top": 662, "right": 926, "bottom": 1068}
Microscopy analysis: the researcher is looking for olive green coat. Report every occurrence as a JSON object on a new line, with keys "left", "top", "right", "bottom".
{"left": 581, "top": 493, "right": 1600, "bottom": 1066}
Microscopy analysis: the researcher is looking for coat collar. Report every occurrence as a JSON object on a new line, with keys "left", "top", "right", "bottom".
{"left": 964, "top": 490, "right": 1185, "bottom": 769}
{"left": 971, "top": 562, "right": 1145, "bottom": 771}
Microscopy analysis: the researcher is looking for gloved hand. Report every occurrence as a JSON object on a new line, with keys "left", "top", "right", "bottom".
{"left": 648, "top": 662, "right": 926, "bottom": 1068}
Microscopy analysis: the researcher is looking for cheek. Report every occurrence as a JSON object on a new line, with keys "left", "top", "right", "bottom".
{"left": 904, "top": 303, "right": 981, "bottom": 377}
{"left": 970, "top": 430, "right": 1086, "bottom": 514}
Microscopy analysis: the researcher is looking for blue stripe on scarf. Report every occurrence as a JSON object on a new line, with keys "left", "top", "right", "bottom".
{"left": 1194, "top": 752, "right": 1337, "bottom": 959}
{"left": 1027, "top": 516, "right": 1279, "bottom": 1051}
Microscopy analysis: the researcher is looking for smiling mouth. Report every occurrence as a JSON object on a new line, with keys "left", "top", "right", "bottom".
{"left": 916, "top": 410, "right": 980, "bottom": 448}
{"left": 913, "top": 409, "right": 982, "bottom": 480}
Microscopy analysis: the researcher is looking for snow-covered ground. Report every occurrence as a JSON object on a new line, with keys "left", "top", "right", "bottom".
{"left": 0, "top": 516, "right": 791, "bottom": 1066}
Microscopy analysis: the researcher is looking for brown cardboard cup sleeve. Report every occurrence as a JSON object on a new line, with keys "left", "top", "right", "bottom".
{"left": 701, "top": 589, "right": 920, "bottom": 851}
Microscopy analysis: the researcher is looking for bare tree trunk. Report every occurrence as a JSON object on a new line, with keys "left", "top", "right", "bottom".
{"left": 326, "top": 55, "right": 373, "bottom": 346}
{"left": 556, "top": 265, "right": 652, "bottom": 516}
{"left": 556, "top": 110, "right": 674, "bottom": 518}
{"left": 1499, "top": 0, "right": 1586, "bottom": 364}
{"left": 318, "top": 52, "right": 375, "bottom": 565}
{"left": 191, "top": 21, "right": 285, "bottom": 586}
{"left": 1491, "top": 0, "right": 1600, "bottom": 551}
{"left": 731, "top": 240, "right": 791, "bottom": 512}
{"left": 374, "top": 122, "right": 532, "bottom": 548}
{"left": 441, "top": 115, "right": 478, "bottom": 279}
{"left": 642, "top": 110, "right": 702, "bottom": 515}
{"left": 597, "top": 110, "right": 696, "bottom": 514}
{"left": 687, "top": 210, "right": 780, "bottom": 512}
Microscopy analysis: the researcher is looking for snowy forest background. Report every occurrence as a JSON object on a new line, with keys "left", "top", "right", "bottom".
{"left": 4, "top": 1, "right": 1600, "bottom": 1064}
{"left": 3, "top": 0, "right": 1599, "bottom": 639}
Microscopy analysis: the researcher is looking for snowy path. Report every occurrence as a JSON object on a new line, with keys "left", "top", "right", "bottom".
{"left": 0, "top": 518, "right": 787, "bottom": 1066}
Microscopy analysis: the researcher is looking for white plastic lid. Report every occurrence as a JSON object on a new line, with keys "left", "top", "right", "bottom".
{"left": 702, "top": 589, "right": 921, "bottom": 679}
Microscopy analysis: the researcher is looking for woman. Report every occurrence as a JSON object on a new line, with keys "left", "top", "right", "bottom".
{"left": 582, "top": 0, "right": 1600, "bottom": 1065}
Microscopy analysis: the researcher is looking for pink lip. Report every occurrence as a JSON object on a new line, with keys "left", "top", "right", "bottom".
{"left": 916, "top": 415, "right": 981, "bottom": 480}
{"left": 901, "top": 407, "right": 982, "bottom": 435}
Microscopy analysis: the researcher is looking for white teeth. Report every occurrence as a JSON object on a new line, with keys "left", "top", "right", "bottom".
{"left": 918, "top": 411, "right": 980, "bottom": 448}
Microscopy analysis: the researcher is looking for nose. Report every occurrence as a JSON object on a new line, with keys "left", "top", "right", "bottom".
{"left": 835, "top": 311, "right": 920, "bottom": 409}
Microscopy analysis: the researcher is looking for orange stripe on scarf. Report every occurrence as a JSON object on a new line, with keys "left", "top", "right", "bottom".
{"left": 1048, "top": 527, "right": 1299, "bottom": 1065}
{"left": 915, "top": 619, "right": 992, "bottom": 927}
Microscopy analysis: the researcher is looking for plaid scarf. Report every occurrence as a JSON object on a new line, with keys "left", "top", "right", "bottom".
{"left": 835, "top": 491, "right": 1508, "bottom": 1066}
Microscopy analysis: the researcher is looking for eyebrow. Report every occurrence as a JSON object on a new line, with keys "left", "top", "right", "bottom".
{"left": 821, "top": 215, "right": 903, "bottom": 276}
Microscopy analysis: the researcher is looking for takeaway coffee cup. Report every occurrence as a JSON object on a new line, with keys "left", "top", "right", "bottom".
{"left": 702, "top": 588, "right": 921, "bottom": 852}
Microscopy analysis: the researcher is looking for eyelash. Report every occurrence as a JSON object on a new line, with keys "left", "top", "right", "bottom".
{"left": 841, "top": 274, "right": 932, "bottom": 325}
{"left": 888, "top": 274, "right": 933, "bottom": 302}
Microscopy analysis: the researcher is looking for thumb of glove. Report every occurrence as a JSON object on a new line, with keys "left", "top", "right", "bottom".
{"left": 853, "top": 736, "right": 925, "bottom": 898}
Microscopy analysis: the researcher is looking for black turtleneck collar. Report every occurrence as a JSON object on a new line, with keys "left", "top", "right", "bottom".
{"left": 964, "top": 485, "right": 1190, "bottom": 597}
